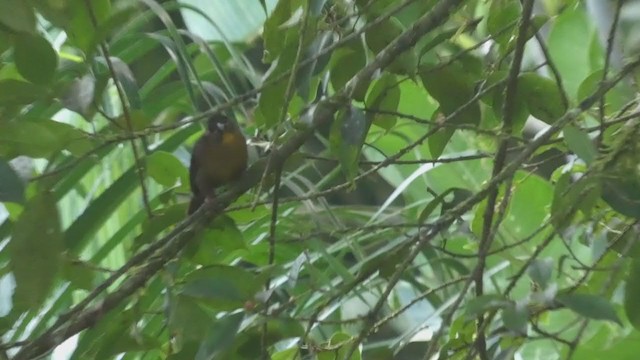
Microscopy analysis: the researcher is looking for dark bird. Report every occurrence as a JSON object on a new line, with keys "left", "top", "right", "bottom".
{"left": 188, "top": 114, "right": 248, "bottom": 214}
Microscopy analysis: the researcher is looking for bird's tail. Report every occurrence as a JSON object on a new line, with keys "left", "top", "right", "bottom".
{"left": 188, "top": 195, "right": 204, "bottom": 215}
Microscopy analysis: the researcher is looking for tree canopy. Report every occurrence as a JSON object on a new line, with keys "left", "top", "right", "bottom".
{"left": 2, "top": 0, "right": 640, "bottom": 359}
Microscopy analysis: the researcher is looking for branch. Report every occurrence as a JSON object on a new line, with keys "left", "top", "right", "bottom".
{"left": 474, "top": 1, "right": 535, "bottom": 358}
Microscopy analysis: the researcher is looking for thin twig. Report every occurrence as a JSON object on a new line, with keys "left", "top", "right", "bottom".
{"left": 84, "top": 0, "right": 153, "bottom": 217}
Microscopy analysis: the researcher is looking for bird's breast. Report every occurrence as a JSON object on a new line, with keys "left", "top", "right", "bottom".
{"left": 200, "top": 133, "right": 248, "bottom": 186}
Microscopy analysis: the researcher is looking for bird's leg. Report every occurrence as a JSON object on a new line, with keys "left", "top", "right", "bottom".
{"left": 204, "top": 188, "right": 217, "bottom": 205}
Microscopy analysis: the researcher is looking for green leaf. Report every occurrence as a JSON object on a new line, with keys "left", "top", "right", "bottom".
{"left": 262, "top": 0, "right": 301, "bottom": 62}
{"left": 186, "top": 215, "right": 246, "bottom": 265}
{"left": 196, "top": 312, "right": 244, "bottom": 360}
{"left": 465, "top": 294, "right": 509, "bottom": 318}
{"left": 563, "top": 125, "right": 597, "bottom": 164}
{"left": 0, "top": 159, "right": 25, "bottom": 204}
{"left": 179, "top": 265, "right": 262, "bottom": 310}
{"left": 60, "top": 258, "right": 96, "bottom": 291}
{"left": 602, "top": 166, "right": 640, "bottom": 219}
{"left": 502, "top": 303, "right": 528, "bottom": 334}
{"left": 8, "top": 192, "right": 63, "bottom": 310}
{"left": 607, "top": 221, "right": 640, "bottom": 258}
{"left": 272, "top": 347, "right": 299, "bottom": 360}
{"left": 427, "top": 127, "right": 453, "bottom": 159}
{"left": 624, "top": 259, "right": 640, "bottom": 330}
{"left": 329, "top": 40, "right": 366, "bottom": 92}
{"left": 527, "top": 258, "right": 554, "bottom": 289}
{"left": 146, "top": 151, "right": 188, "bottom": 187}
{"left": 13, "top": 33, "right": 58, "bottom": 84}
{"left": 318, "top": 332, "right": 361, "bottom": 360}
{"left": 577, "top": 69, "right": 633, "bottom": 115}
{"left": 0, "top": 79, "right": 46, "bottom": 105}
{"left": 551, "top": 173, "right": 600, "bottom": 229}
{"left": 0, "top": 120, "right": 91, "bottom": 158}
{"left": 65, "top": 0, "right": 111, "bottom": 53}
{"left": 365, "top": 73, "right": 400, "bottom": 130}
{"left": 556, "top": 293, "right": 622, "bottom": 325}
{"left": 418, "top": 188, "right": 454, "bottom": 223}
{"left": 502, "top": 15, "right": 549, "bottom": 55}
{"left": 486, "top": 0, "right": 521, "bottom": 48}
{"left": 519, "top": 73, "right": 567, "bottom": 123}
{"left": 419, "top": 63, "right": 481, "bottom": 126}
{"left": 365, "top": 17, "right": 417, "bottom": 75}
{"left": 547, "top": 4, "right": 592, "bottom": 97}
{"left": 330, "top": 106, "right": 370, "bottom": 182}
{"left": 135, "top": 203, "right": 189, "bottom": 248}
{"left": 169, "top": 295, "right": 215, "bottom": 342}
{"left": 0, "top": 0, "right": 36, "bottom": 33}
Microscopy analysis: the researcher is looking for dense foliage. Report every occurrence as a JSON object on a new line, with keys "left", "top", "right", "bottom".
{"left": 2, "top": 0, "right": 640, "bottom": 359}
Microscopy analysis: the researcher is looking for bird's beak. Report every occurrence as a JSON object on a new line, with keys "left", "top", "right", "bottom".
{"left": 216, "top": 122, "right": 225, "bottom": 131}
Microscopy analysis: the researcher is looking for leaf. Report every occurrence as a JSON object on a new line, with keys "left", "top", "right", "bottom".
{"left": 502, "top": 15, "right": 549, "bottom": 55}
{"left": 65, "top": 0, "right": 111, "bottom": 53}
{"left": 602, "top": 163, "right": 640, "bottom": 219}
{"left": 296, "top": 31, "right": 333, "bottom": 100}
{"left": 60, "top": 258, "right": 96, "bottom": 291}
{"left": 624, "top": 259, "right": 640, "bottom": 330}
{"left": 365, "top": 73, "right": 400, "bottom": 130}
{"left": 169, "top": 295, "right": 215, "bottom": 342}
{"left": 272, "top": 347, "right": 299, "bottom": 360}
{"left": 262, "top": 0, "right": 301, "bottom": 62}
{"left": 527, "top": 258, "right": 554, "bottom": 289}
{"left": 13, "top": 33, "right": 58, "bottom": 84}
{"left": 186, "top": 215, "right": 246, "bottom": 266}
{"left": 330, "top": 106, "right": 370, "bottom": 182}
{"left": 556, "top": 293, "right": 622, "bottom": 325}
{"left": 578, "top": 70, "right": 633, "bottom": 115}
{"left": 329, "top": 40, "right": 366, "bottom": 91}
{"left": 0, "top": 0, "right": 36, "bottom": 33}
{"left": 8, "top": 192, "right": 63, "bottom": 310}
{"left": 0, "top": 79, "right": 46, "bottom": 105}
{"left": 146, "top": 151, "right": 188, "bottom": 187}
{"left": 551, "top": 173, "right": 600, "bottom": 229}
{"left": 502, "top": 303, "right": 528, "bottom": 334}
{"left": 0, "top": 159, "right": 25, "bottom": 204}
{"left": 419, "top": 63, "right": 481, "bottom": 126}
{"left": 134, "top": 204, "right": 189, "bottom": 248}
{"left": 179, "top": 265, "right": 262, "bottom": 310}
{"left": 465, "top": 294, "right": 509, "bottom": 318}
{"left": 607, "top": 221, "right": 640, "bottom": 258}
{"left": 519, "top": 73, "right": 567, "bottom": 123}
{"left": 418, "top": 188, "right": 454, "bottom": 223}
{"left": 428, "top": 126, "right": 454, "bottom": 159}
{"left": 563, "top": 125, "right": 597, "bottom": 164}
{"left": 0, "top": 120, "right": 92, "bottom": 158}
{"left": 318, "top": 332, "right": 361, "bottom": 360}
{"left": 365, "top": 17, "right": 417, "bottom": 75}
{"left": 547, "top": 4, "right": 592, "bottom": 97}
{"left": 195, "top": 312, "right": 244, "bottom": 360}
{"left": 486, "top": 0, "right": 521, "bottom": 48}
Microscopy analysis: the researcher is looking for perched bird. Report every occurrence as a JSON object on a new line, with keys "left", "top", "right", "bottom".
{"left": 188, "top": 114, "right": 248, "bottom": 214}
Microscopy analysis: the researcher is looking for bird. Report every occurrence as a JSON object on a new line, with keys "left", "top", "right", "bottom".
{"left": 188, "top": 114, "right": 248, "bottom": 214}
